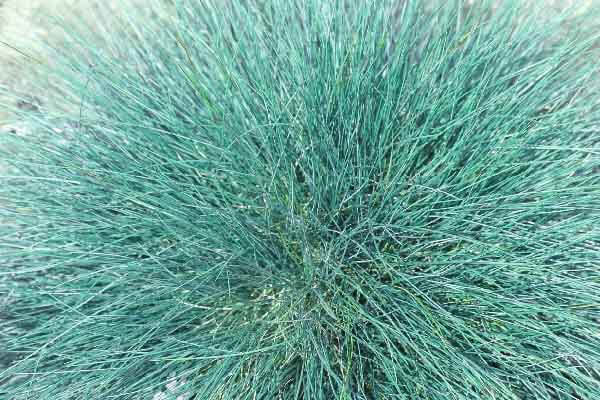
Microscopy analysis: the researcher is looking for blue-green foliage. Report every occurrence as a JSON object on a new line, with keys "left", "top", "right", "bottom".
{"left": 1, "top": 1, "right": 599, "bottom": 399}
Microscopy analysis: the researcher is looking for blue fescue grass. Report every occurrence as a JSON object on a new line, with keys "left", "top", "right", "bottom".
{"left": 1, "top": 0, "right": 600, "bottom": 398}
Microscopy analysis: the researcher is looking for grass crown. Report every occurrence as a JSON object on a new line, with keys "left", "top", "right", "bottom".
{"left": 1, "top": 0, "right": 600, "bottom": 399}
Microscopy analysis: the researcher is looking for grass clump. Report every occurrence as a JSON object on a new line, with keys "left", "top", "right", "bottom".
{"left": 1, "top": 0, "right": 600, "bottom": 399}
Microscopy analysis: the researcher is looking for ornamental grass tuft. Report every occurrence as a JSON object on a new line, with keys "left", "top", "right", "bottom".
{"left": 1, "top": 1, "right": 600, "bottom": 399}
